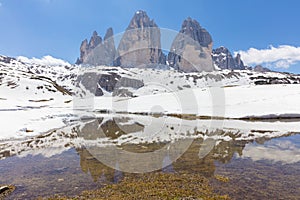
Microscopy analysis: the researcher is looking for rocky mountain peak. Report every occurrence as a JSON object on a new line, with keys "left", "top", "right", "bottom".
{"left": 88, "top": 31, "right": 102, "bottom": 49}
{"left": 212, "top": 46, "right": 246, "bottom": 70}
{"left": 180, "top": 17, "right": 212, "bottom": 48}
{"left": 76, "top": 28, "right": 116, "bottom": 65}
{"left": 212, "top": 46, "right": 235, "bottom": 70}
{"left": 254, "top": 65, "right": 271, "bottom": 72}
{"left": 216, "top": 46, "right": 229, "bottom": 53}
{"left": 234, "top": 53, "right": 245, "bottom": 70}
{"left": 76, "top": 11, "right": 250, "bottom": 72}
{"left": 116, "top": 11, "right": 165, "bottom": 68}
{"left": 127, "top": 10, "right": 157, "bottom": 30}
{"left": 167, "top": 17, "right": 214, "bottom": 72}
{"left": 104, "top": 27, "right": 114, "bottom": 41}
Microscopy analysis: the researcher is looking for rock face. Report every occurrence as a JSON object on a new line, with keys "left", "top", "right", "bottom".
{"left": 76, "top": 28, "right": 116, "bottom": 66}
{"left": 76, "top": 72, "right": 144, "bottom": 97}
{"left": 212, "top": 47, "right": 235, "bottom": 70}
{"left": 234, "top": 53, "right": 245, "bottom": 69}
{"left": 212, "top": 46, "right": 245, "bottom": 70}
{"left": 76, "top": 11, "right": 252, "bottom": 72}
{"left": 89, "top": 31, "right": 102, "bottom": 50}
{"left": 168, "top": 17, "right": 214, "bottom": 72}
{"left": 115, "top": 10, "right": 166, "bottom": 68}
{"left": 76, "top": 31, "right": 102, "bottom": 64}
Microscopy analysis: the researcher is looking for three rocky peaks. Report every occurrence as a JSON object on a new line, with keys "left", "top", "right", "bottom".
{"left": 77, "top": 10, "right": 245, "bottom": 72}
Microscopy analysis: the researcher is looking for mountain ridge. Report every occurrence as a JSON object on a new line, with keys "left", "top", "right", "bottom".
{"left": 1, "top": 54, "right": 299, "bottom": 100}
{"left": 77, "top": 10, "right": 250, "bottom": 72}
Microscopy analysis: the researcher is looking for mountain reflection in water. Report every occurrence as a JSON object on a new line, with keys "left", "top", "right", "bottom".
{"left": 0, "top": 114, "right": 299, "bottom": 199}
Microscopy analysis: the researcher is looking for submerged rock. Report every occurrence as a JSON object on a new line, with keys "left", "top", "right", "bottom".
{"left": 0, "top": 185, "right": 16, "bottom": 199}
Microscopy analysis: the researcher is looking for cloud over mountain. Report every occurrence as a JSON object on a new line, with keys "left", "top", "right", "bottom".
{"left": 17, "top": 55, "right": 70, "bottom": 66}
{"left": 235, "top": 45, "right": 300, "bottom": 69}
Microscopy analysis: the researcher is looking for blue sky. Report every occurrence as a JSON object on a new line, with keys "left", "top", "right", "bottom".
{"left": 0, "top": 0, "right": 300, "bottom": 73}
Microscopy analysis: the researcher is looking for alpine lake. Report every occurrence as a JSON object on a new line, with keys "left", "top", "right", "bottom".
{"left": 0, "top": 114, "right": 299, "bottom": 200}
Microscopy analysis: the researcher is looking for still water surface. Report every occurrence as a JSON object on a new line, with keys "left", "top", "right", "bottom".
{"left": 0, "top": 115, "right": 299, "bottom": 199}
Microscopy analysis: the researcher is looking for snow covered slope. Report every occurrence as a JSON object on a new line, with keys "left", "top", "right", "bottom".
{"left": 0, "top": 56, "right": 75, "bottom": 139}
{"left": 74, "top": 65, "right": 300, "bottom": 98}
{"left": 1, "top": 54, "right": 300, "bottom": 141}
{"left": 84, "top": 84, "right": 300, "bottom": 119}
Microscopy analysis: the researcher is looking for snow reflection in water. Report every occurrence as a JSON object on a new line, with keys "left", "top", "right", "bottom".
{"left": 0, "top": 115, "right": 299, "bottom": 199}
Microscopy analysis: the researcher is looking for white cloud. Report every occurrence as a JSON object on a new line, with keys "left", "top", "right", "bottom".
{"left": 17, "top": 55, "right": 70, "bottom": 66}
{"left": 235, "top": 45, "right": 300, "bottom": 69}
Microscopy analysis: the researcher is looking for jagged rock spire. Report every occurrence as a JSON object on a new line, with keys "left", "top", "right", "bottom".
{"left": 115, "top": 10, "right": 166, "bottom": 68}
{"left": 77, "top": 28, "right": 116, "bottom": 66}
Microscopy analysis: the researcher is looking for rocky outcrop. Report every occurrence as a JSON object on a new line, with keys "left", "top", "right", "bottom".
{"left": 168, "top": 17, "right": 214, "bottom": 72}
{"left": 234, "top": 53, "right": 245, "bottom": 69}
{"left": 253, "top": 65, "right": 271, "bottom": 72}
{"left": 115, "top": 10, "right": 166, "bottom": 68}
{"left": 89, "top": 31, "right": 102, "bottom": 50}
{"left": 0, "top": 185, "right": 15, "bottom": 199}
{"left": 76, "top": 72, "right": 144, "bottom": 97}
{"left": 212, "top": 46, "right": 245, "bottom": 70}
{"left": 0, "top": 56, "right": 15, "bottom": 64}
{"left": 104, "top": 27, "right": 114, "bottom": 41}
{"left": 212, "top": 46, "right": 236, "bottom": 70}
{"left": 76, "top": 31, "right": 102, "bottom": 64}
{"left": 76, "top": 28, "right": 116, "bottom": 66}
